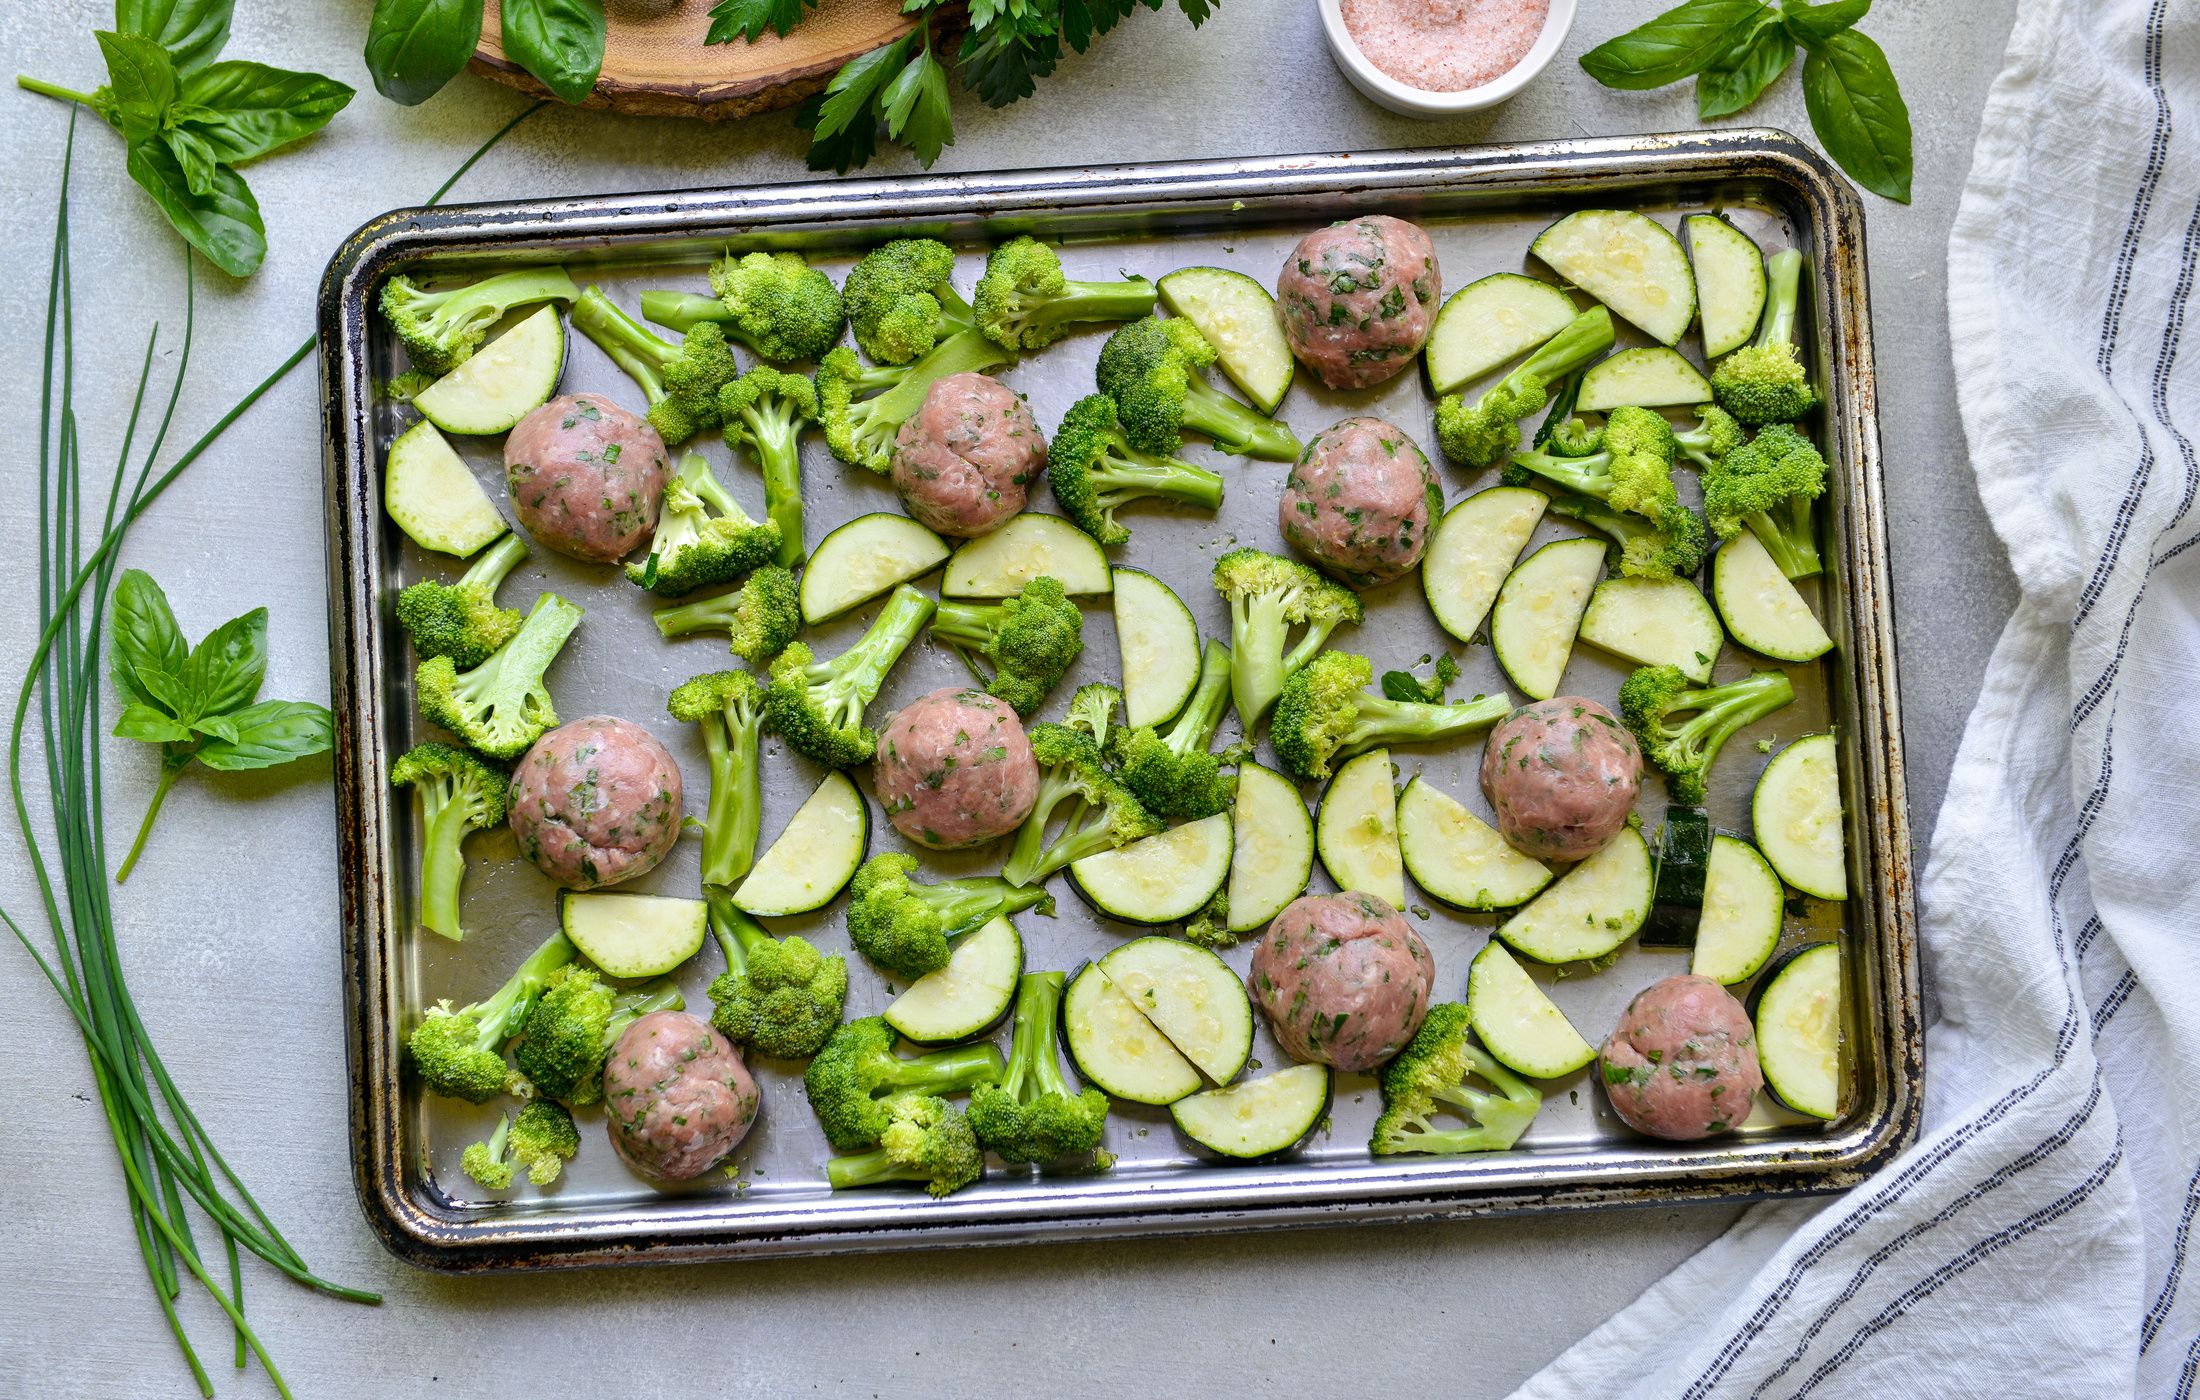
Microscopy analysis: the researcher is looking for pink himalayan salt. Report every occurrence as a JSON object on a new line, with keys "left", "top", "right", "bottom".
{"left": 1340, "top": 0, "right": 1551, "bottom": 94}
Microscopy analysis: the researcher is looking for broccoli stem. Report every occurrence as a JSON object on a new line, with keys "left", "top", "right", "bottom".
{"left": 1672, "top": 672, "right": 1796, "bottom": 756}
{"left": 1022, "top": 279, "right": 1159, "bottom": 336}
{"left": 1349, "top": 691, "right": 1512, "bottom": 757}
{"left": 925, "top": 879, "right": 1054, "bottom": 942}
{"left": 1510, "top": 448, "right": 1614, "bottom": 498}
{"left": 1098, "top": 446, "right": 1226, "bottom": 511}
{"left": 402, "top": 267, "right": 584, "bottom": 340}
{"left": 1758, "top": 249, "right": 1804, "bottom": 352}
{"left": 879, "top": 1042, "right": 1008, "bottom": 1096}
{"left": 709, "top": 892, "right": 771, "bottom": 976}
{"left": 472, "top": 933, "right": 580, "bottom": 1050}
{"left": 601, "top": 983, "right": 685, "bottom": 1055}
{"left": 640, "top": 290, "right": 730, "bottom": 335}
{"left": 1748, "top": 493, "right": 1822, "bottom": 578}
{"left": 1165, "top": 641, "right": 1234, "bottom": 758}
{"left": 743, "top": 405, "right": 808, "bottom": 570}
{"left": 814, "top": 585, "right": 936, "bottom": 724}
{"left": 1002, "top": 766, "right": 1088, "bottom": 888}
{"left": 459, "top": 531, "right": 530, "bottom": 593}
{"left": 1530, "top": 370, "right": 1585, "bottom": 451}
{"left": 824, "top": 1145, "right": 924, "bottom": 1189}
{"left": 1010, "top": 971, "right": 1073, "bottom": 1099}
{"left": 1014, "top": 799, "right": 1126, "bottom": 887}
{"left": 417, "top": 783, "right": 474, "bottom": 940}
{"left": 695, "top": 701, "right": 763, "bottom": 890}
{"left": 450, "top": 594, "right": 584, "bottom": 711}
{"left": 572, "top": 286, "right": 676, "bottom": 403}
{"left": 1493, "top": 308, "right": 1616, "bottom": 409}
{"left": 653, "top": 590, "right": 741, "bottom": 639}
{"left": 1180, "top": 377, "right": 1300, "bottom": 462}
{"left": 864, "top": 329, "right": 1016, "bottom": 429}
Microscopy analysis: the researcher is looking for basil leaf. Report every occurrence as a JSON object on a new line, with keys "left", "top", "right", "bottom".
{"left": 1802, "top": 29, "right": 1912, "bottom": 202}
{"left": 95, "top": 30, "right": 179, "bottom": 143}
{"left": 114, "top": 703, "right": 195, "bottom": 745}
{"left": 1379, "top": 671, "right": 1426, "bottom": 704}
{"left": 124, "top": 137, "right": 265, "bottom": 276}
{"left": 1783, "top": 0, "right": 1870, "bottom": 45}
{"left": 167, "top": 124, "right": 220, "bottom": 196}
{"left": 178, "top": 61, "right": 355, "bottom": 165}
{"left": 1696, "top": 15, "right": 1792, "bottom": 119}
{"left": 115, "top": 0, "right": 232, "bottom": 74}
{"left": 137, "top": 669, "right": 197, "bottom": 720}
{"left": 500, "top": 0, "right": 606, "bottom": 105}
{"left": 365, "top": 0, "right": 486, "bottom": 107}
{"left": 1580, "top": 0, "right": 1772, "bottom": 90}
{"left": 110, "top": 569, "right": 188, "bottom": 710}
{"left": 193, "top": 700, "right": 333, "bottom": 771}
{"left": 179, "top": 607, "right": 267, "bottom": 718}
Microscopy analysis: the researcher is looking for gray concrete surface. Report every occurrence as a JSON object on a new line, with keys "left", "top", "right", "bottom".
{"left": 0, "top": 0, "right": 2017, "bottom": 1393}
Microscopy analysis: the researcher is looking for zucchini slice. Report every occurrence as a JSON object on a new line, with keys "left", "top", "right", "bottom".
{"left": 1640, "top": 806, "right": 1713, "bottom": 947}
{"left": 1061, "top": 962, "right": 1202, "bottom": 1105}
{"left": 1578, "top": 576, "right": 1724, "bottom": 684}
{"left": 384, "top": 419, "right": 506, "bottom": 558}
{"left": 559, "top": 891, "right": 707, "bottom": 979}
{"left": 1752, "top": 941, "right": 1842, "bottom": 1119}
{"left": 1171, "top": 1063, "right": 1330, "bottom": 1160}
{"left": 1685, "top": 214, "right": 1768, "bottom": 359}
{"left": 943, "top": 514, "right": 1113, "bottom": 598}
{"left": 1423, "top": 486, "right": 1548, "bottom": 646}
{"left": 1530, "top": 210, "right": 1697, "bottom": 347}
{"left": 801, "top": 513, "right": 949, "bottom": 624}
{"left": 1692, "top": 835, "right": 1785, "bottom": 984}
{"left": 1496, "top": 826, "right": 1654, "bottom": 964}
{"left": 1098, "top": 937, "right": 1254, "bottom": 1084}
{"left": 1424, "top": 273, "right": 1580, "bottom": 395}
{"left": 884, "top": 914, "right": 1024, "bottom": 1044}
{"left": 1158, "top": 266, "right": 1294, "bottom": 414}
{"left": 1069, "top": 812, "right": 1233, "bottom": 926}
{"left": 731, "top": 770, "right": 870, "bottom": 917}
{"left": 1490, "top": 537, "right": 1606, "bottom": 701}
{"left": 1714, "top": 532, "right": 1834, "bottom": 662}
{"left": 1467, "top": 940, "right": 1597, "bottom": 1078}
{"left": 1113, "top": 567, "right": 1202, "bottom": 728}
{"left": 1752, "top": 733, "right": 1846, "bottom": 900}
{"left": 1578, "top": 347, "right": 1715, "bottom": 411}
{"left": 414, "top": 304, "right": 567, "bottom": 435}
{"left": 1315, "top": 749, "right": 1405, "bottom": 909}
{"left": 1226, "top": 761, "right": 1315, "bottom": 934}
{"left": 1395, "top": 775, "right": 1552, "bottom": 910}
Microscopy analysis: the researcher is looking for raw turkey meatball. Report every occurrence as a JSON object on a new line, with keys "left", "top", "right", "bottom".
{"left": 508, "top": 717, "right": 683, "bottom": 889}
{"left": 891, "top": 372, "right": 1047, "bottom": 538}
{"left": 1600, "top": 975, "right": 1764, "bottom": 1141}
{"left": 1249, "top": 891, "right": 1436, "bottom": 1071}
{"left": 1276, "top": 216, "right": 1441, "bottom": 390}
{"left": 1479, "top": 697, "right": 1643, "bottom": 862}
{"left": 602, "top": 1011, "right": 760, "bottom": 1181}
{"left": 873, "top": 687, "right": 1040, "bottom": 849}
{"left": 504, "top": 393, "right": 669, "bottom": 563}
{"left": 1279, "top": 415, "right": 1439, "bottom": 587}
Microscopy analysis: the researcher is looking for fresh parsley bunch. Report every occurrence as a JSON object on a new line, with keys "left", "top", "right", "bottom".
{"left": 1580, "top": 0, "right": 1912, "bottom": 202}
{"left": 15, "top": 1, "right": 354, "bottom": 276}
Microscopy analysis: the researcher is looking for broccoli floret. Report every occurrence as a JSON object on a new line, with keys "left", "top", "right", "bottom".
{"left": 667, "top": 670, "right": 766, "bottom": 889}
{"left": 1210, "top": 548, "right": 1365, "bottom": 728}
{"left": 407, "top": 932, "right": 576, "bottom": 1103}
{"left": 1095, "top": 316, "right": 1300, "bottom": 462}
{"left": 763, "top": 583, "right": 934, "bottom": 767}
{"left": 629, "top": 453, "right": 783, "bottom": 598}
{"left": 974, "top": 237, "right": 1158, "bottom": 352}
{"left": 1270, "top": 651, "right": 1510, "bottom": 783}
{"left": 804, "top": 1016, "right": 1006, "bottom": 1151}
{"left": 1701, "top": 422, "right": 1829, "bottom": 579}
{"left": 708, "top": 251, "right": 846, "bottom": 363}
{"left": 460, "top": 1113, "right": 516, "bottom": 1190}
{"left": 1507, "top": 406, "right": 1694, "bottom": 549}
{"left": 1380, "top": 653, "right": 1462, "bottom": 704}
{"left": 816, "top": 330, "right": 1015, "bottom": 473}
{"left": 512, "top": 968, "right": 684, "bottom": 1106}
{"left": 1181, "top": 888, "right": 1236, "bottom": 949}
{"left": 1369, "top": 1003, "right": 1541, "bottom": 1156}
{"left": 461, "top": 1099, "right": 581, "bottom": 1189}
{"left": 1545, "top": 492, "right": 1709, "bottom": 580}
{"left": 1545, "top": 415, "right": 1607, "bottom": 456}
{"left": 1109, "top": 639, "right": 1238, "bottom": 821}
{"left": 395, "top": 532, "right": 531, "bottom": 669}
{"left": 389, "top": 742, "right": 509, "bottom": 941}
{"left": 968, "top": 971, "right": 1109, "bottom": 1164}
{"left": 823, "top": 1093, "right": 984, "bottom": 1198}
{"left": 841, "top": 238, "right": 976, "bottom": 365}
{"left": 706, "top": 892, "right": 847, "bottom": 1060}
{"left": 1674, "top": 404, "right": 1746, "bottom": 469}
{"left": 1712, "top": 249, "right": 1818, "bottom": 426}
{"left": 927, "top": 576, "right": 1085, "bottom": 717}
{"left": 718, "top": 366, "right": 818, "bottom": 570}
{"left": 379, "top": 266, "right": 579, "bottom": 376}
{"left": 1001, "top": 715, "right": 1163, "bottom": 887}
{"left": 570, "top": 286, "right": 741, "bottom": 445}
{"left": 417, "top": 593, "right": 583, "bottom": 760}
{"left": 1048, "top": 393, "right": 1225, "bottom": 546}
{"left": 1065, "top": 681, "right": 1125, "bottom": 748}
{"left": 1435, "top": 307, "right": 1615, "bottom": 468}
{"left": 847, "top": 852, "right": 1055, "bottom": 981}
{"left": 651, "top": 565, "right": 801, "bottom": 665}
{"left": 1618, "top": 665, "right": 1797, "bottom": 805}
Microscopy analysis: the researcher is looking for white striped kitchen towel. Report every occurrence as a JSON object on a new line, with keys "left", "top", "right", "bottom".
{"left": 1513, "top": 0, "right": 2200, "bottom": 1394}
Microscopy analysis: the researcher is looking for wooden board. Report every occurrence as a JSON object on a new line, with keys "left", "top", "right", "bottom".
{"left": 473, "top": 0, "right": 918, "bottom": 121}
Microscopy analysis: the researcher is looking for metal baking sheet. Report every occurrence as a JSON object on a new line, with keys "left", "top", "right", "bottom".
{"left": 317, "top": 130, "right": 1921, "bottom": 1271}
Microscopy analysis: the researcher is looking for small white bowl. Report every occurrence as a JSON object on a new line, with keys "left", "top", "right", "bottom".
{"left": 1320, "top": 0, "right": 1577, "bottom": 117}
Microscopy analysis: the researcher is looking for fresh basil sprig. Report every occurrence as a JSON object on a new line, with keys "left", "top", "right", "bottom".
{"left": 364, "top": 0, "right": 605, "bottom": 110}
{"left": 1580, "top": 0, "right": 1911, "bottom": 202}
{"left": 108, "top": 570, "right": 334, "bottom": 882}
{"left": 14, "top": 3, "right": 353, "bottom": 276}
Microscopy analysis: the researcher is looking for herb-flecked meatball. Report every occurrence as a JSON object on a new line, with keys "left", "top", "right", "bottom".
{"left": 873, "top": 687, "right": 1041, "bottom": 849}
{"left": 1276, "top": 216, "right": 1441, "bottom": 391}
{"left": 891, "top": 372, "right": 1048, "bottom": 538}
{"left": 504, "top": 393, "right": 669, "bottom": 563}
{"left": 1279, "top": 415, "right": 1440, "bottom": 588}
{"left": 1249, "top": 891, "right": 1436, "bottom": 1071}
{"left": 1479, "top": 697, "right": 1644, "bottom": 862}
{"left": 602, "top": 1011, "right": 760, "bottom": 1181}
{"left": 1599, "top": 975, "right": 1763, "bottom": 1140}
{"left": 508, "top": 717, "right": 683, "bottom": 889}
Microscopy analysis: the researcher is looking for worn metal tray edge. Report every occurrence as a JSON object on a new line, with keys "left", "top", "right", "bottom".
{"left": 317, "top": 130, "right": 1921, "bottom": 1274}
